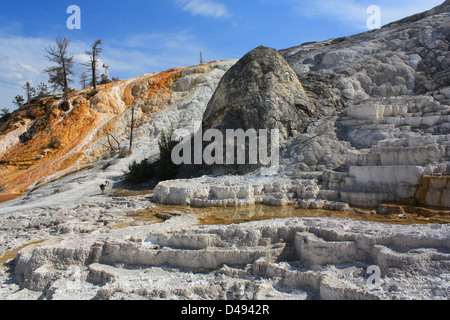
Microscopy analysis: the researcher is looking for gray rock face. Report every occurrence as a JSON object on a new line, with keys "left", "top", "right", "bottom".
{"left": 7, "top": 217, "right": 450, "bottom": 300}
{"left": 199, "top": 46, "right": 315, "bottom": 175}
{"left": 275, "top": 3, "right": 450, "bottom": 207}
{"left": 203, "top": 46, "right": 315, "bottom": 140}
{"left": 281, "top": 1, "right": 450, "bottom": 99}
{"left": 159, "top": 3, "right": 450, "bottom": 208}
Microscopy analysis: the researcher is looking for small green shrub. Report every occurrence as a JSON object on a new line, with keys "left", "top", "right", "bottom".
{"left": 127, "top": 159, "right": 155, "bottom": 184}
{"left": 157, "top": 128, "right": 179, "bottom": 181}
{"left": 125, "top": 127, "right": 179, "bottom": 184}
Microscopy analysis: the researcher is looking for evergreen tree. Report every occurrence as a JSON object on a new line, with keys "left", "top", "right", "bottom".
{"left": 22, "top": 81, "right": 36, "bottom": 103}
{"left": 44, "top": 37, "right": 74, "bottom": 93}
{"left": 12, "top": 95, "right": 24, "bottom": 108}
{"left": 157, "top": 127, "right": 179, "bottom": 181}
{"left": 36, "top": 82, "right": 51, "bottom": 98}
{"left": 0, "top": 108, "right": 10, "bottom": 117}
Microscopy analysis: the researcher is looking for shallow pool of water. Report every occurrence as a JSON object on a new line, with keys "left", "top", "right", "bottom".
{"left": 193, "top": 205, "right": 450, "bottom": 225}
{"left": 119, "top": 203, "right": 450, "bottom": 227}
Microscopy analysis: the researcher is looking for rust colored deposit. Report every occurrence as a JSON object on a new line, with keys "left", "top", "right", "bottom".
{"left": 415, "top": 175, "right": 450, "bottom": 208}
{"left": 0, "top": 67, "right": 187, "bottom": 195}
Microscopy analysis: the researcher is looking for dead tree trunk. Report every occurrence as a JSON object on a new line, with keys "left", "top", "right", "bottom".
{"left": 129, "top": 106, "right": 135, "bottom": 155}
{"left": 107, "top": 132, "right": 121, "bottom": 156}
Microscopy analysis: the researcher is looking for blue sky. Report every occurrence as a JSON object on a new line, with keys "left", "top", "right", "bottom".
{"left": 0, "top": 0, "right": 444, "bottom": 110}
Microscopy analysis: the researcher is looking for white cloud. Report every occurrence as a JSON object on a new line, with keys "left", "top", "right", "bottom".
{"left": 376, "top": 0, "right": 445, "bottom": 25}
{"left": 176, "top": 0, "right": 231, "bottom": 18}
{"left": 292, "top": 0, "right": 444, "bottom": 30}
{"left": 0, "top": 36, "right": 51, "bottom": 110}
{"left": 0, "top": 30, "right": 209, "bottom": 111}
{"left": 0, "top": 36, "right": 92, "bottom": 111}
{"left": 118, "top": 30, "right": 196, "bottom": 50}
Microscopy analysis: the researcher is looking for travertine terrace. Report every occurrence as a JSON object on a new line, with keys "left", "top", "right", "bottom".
{"left": 0, "top": 2, "right": 449, "bottom": 301}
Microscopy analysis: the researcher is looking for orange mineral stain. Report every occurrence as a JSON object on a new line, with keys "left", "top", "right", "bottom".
{"left": 0, "top": 66, "right": 187, "bottom": 195}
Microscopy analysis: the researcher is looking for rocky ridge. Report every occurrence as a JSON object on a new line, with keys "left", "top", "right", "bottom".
{"left": 155, "top": 2, "right": 450, "bottom": 211}
{"left": 0, "top": 60, "right": 237, "bottom": 195}
{"left": 2, "top": 216, "right": 449, "bottom": 300}
{"left": 0, "top": 3, "right": 449, "bottom": 301}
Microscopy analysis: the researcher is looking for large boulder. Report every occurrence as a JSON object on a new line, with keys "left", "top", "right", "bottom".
{"left": 198, "top": 46, "right": 315, "bottom": 175}
{"left": 202, "top": 46, "right": 315, "bottom": 140}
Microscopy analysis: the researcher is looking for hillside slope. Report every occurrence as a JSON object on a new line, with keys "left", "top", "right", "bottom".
{"left": 0, "top": 61, "right": 236, "bottom": 196}
{"left": 1, "top": 2, "right": 449, "bottom": 212}
{"left": 155, "top": 2, "right": 449, "bottom": 210}
{"left": 0, "top": 2, "right": 449, "bottom": 301}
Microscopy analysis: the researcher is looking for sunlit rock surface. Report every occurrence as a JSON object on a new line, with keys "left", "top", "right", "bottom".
{"left": 5, "top": 217, "right": 449, "bottom": 300}
{"left": 203, "top": 46, "right": 314, "bottom": 141}
{"left": 0, "top": 60, "right": 237, "bottom": 194}
{"left": 0, "top": 3, "right": 449, "bottom": 301}
{"left": 155, "top": 2, "right": 450, "bottom": 209}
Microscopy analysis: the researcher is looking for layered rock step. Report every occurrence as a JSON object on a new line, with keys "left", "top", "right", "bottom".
{"left": 154, "top": 174, "right": 349, "bottom": 210}
{"left": 12, "top": 218, "right": 450, "bottom": 300}
{"left": 330, "top": 95, "right": 450, "bottom": 207}
{"left": 337, "top": 96, "right": 450, "bottom": 148}
{"left": 346, "top": 136, "right": 449, "bottom": 167}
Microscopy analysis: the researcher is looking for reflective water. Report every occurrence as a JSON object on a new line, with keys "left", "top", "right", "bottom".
{"left": 118, "top": 203, "right": 450, "bottom": 227}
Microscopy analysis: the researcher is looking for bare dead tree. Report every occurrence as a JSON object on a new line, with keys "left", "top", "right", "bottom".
{"left": 80, "top": 72, "right": 89, "bottom": 89}
{"left": 44, "top": 37, "right": 74, "bottom": 94}
{"left": 82, "top": 39, "right": 103, "bottom": 93}
{"left": 129, "top": 106, "right": 135, "bottom": 155}
{"left": 102, "top": 64, "right": 110, "bottom": 77}
{"left": 106, "top": 134, "right": 115, "bottom": 153}
{"left": 106, "top": 132, "right": 121, "bottom": 155}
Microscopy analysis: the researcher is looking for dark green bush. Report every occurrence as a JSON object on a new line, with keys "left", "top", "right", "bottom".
{"left": 125, "top": 127, "right": 179, "bottom": 184}
{"left": 127, "top": 159, "right": 155, "bottom": 184}
{"left": 157, "top": 128, "right": 179, "bottom": 181}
